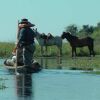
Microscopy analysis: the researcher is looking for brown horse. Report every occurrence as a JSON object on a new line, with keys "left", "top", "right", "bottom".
{"left": 61, "top": 32, "right": 95, "bottom": 57}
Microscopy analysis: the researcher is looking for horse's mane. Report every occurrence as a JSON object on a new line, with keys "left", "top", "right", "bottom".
{"left": 67, "top": 33, "right": 78, "bottom": 40}
{"left": 71, "top": 35, "right": 78, "bottom": 40}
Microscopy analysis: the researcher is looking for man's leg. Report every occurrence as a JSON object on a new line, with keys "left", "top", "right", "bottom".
{"left": 17, "top": 48, "right": 23, "bottom": 66}
{"left": 23, "top": 44, "right": 35, "bottom": 69}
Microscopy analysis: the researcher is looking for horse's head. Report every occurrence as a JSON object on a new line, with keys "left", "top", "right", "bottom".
{"left": 32, "top": 28, "right": 42, "bottom": 39}
{"left": 61, "top": 32, "right": 66, "bottom": 39}
{"left": 40, "top": 33, "right": 47, "bottom": 39}
{"left": 61, "top": 32, "right": 71, "bottom": 39}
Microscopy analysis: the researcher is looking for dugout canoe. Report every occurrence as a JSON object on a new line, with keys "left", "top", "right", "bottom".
{"left": 4, "top": 63, "right": 42, "bottom": 74}
{"left": 4, "top": 65, "right": 42, "bottom": 74}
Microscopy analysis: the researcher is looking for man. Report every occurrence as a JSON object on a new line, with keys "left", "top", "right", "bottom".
{"left": 17, "top": 18, "right": 36, "bottom": 72}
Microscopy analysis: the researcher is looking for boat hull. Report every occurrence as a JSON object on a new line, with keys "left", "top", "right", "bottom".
{"left": 4, "top": 65, "right": 42, "bottom": 74}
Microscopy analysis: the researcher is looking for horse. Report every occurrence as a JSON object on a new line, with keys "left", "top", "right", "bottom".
{"left": 33, "top": 29, "right": 62, "bottom": 56}
{"left": 61, "top": 32, "right": 95, "bottom": 57}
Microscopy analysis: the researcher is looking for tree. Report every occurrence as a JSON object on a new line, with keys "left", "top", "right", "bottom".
{"left": 82, "top": 25, "right": 94, "bottom": 36}
{"left": 65, "top": 24, "right": 78, "bottom": 36}
{"left": 97, "top": 22, "right": 100, "bottom": 28}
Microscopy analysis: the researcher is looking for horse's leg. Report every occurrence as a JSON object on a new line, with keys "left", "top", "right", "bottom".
{"left": 58, "top": 46, "right": 62, "bottom": 57}
{"left": 89, "top": 45, "right": 95, "bottom": 57}
{"left": 41, "top": 46, "right": 43, "bottom": 56}
{"left": 92, "top": 49, "right": 95, "bottom": 57}
{"left": 91, "top": 43, "right": 95, "bottom": 57}
{"left": 72, "top": 47, "right": 74, "bottom": 57}
{"left": 60, "top": 47, "right": 62, "bottom": 57}
{"left": 74, "top": 47, "right": 77, "bottom": 57}
{"left": 45, "top": 46, "right": 48, "bottom": 56}
{"left": 88, "top": 46, "right": 92, "bottom": 57}
{"left": 56, "top": 45, "right": 62, "bottom": 57}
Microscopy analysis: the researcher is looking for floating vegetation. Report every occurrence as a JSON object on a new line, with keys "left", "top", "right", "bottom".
{"left": 0, "top": 78, "right": 8, "bottom": 90}
{"left": 0, "top": 83, "right": 7, "bottom": 90}
{"left": 85, "top": 71, "right": 100, "bottom": 75}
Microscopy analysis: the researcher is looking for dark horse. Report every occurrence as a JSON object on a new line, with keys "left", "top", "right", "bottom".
{"left": 61, "top": 32, "right": 95, "bottom": 57}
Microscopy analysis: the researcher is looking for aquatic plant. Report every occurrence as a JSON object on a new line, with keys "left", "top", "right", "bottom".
{"left": 0, "top": 78, "right": 8, "bottom": 90}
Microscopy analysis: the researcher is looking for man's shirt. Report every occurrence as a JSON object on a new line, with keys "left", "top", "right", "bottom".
{"left": 18, "top": 27, "right": 35, "bottom": 46}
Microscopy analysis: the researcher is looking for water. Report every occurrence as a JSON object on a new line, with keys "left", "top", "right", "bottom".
{"left": 0, "top": 58, "right": 100, "bottom": 100}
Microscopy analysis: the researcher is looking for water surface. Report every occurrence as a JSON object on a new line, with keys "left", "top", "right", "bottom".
{"left": 0, "top": 58, "right": 100, "bottom": 100}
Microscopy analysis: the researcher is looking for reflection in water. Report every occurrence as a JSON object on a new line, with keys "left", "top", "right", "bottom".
{"left": 16, "top": 74, "right": 33, "bottom": 100}
{"left": 40, "top": 57, "right": 62, "bottom": 69}
{"left": 45, "top": 57, "right": 48, "bottom": 69}
{"left": 40, "top": 57, "right": 48, "bottom": 69}
{"left": 1, "top": 59, "right": 100, "bottom": 100}
{"left": 57, "top": 57, "right": 62, "bottom": 69}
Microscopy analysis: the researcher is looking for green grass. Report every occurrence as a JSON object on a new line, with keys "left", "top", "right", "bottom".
{"left": 0, "top": 42, "right": 100, "bottom": 57}
{"left": 62, "top": 56, "right": 100, "bottom": 70}
{"left": 0, "top": 42, "right": 15, "bottom": 58}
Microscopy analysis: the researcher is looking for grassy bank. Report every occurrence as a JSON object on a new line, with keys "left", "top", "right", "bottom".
{"left": 61, "top": 56, "right": 100, "bottom": 70}
{"left": 0, "top": 42, "right": 14, "bottom": 58}
{"left": 0, "top": 41, "right": 99, "bottom": 57}
{"left": 0, "top": 42, "right": 100, "bottom": 71}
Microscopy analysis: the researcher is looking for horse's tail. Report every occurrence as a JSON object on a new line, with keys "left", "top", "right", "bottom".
{"left": 87, "top": 37, "right": 94, "bottom": 46}
{"left": 87, "top": 37, "right": 95, "bottom": 51}
{"left": 87, "top": 37, "right": 95, "bottom": 56}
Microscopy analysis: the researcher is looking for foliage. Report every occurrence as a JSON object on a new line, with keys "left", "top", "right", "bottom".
{"left": 81, "top": 25, "right": 94, "bottom": 36}
{"left": 65, "top": 24, "right": 78, "bottom": 36}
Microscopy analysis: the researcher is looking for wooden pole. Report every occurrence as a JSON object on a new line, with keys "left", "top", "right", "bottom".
{"left": 15, "top": 20, "right": 19, "bottom": 75}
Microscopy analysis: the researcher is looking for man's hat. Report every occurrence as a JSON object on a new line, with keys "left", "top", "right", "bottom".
{"left": 19, "top": 18, "right": 35, "bottom": 27}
